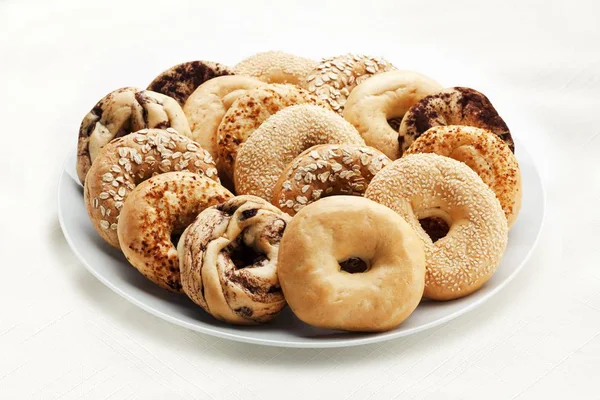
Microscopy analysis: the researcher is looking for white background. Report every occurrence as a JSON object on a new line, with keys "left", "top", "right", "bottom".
{"left": 1, "top": 0, "right": 599, "bottom": 398}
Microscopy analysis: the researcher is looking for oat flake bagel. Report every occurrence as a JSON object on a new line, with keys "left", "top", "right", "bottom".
{"left": 399, "top": 87, "right": 514, "bottom": 154}
{"left": 76, "top": 87, "right": 192, "bottom": 183}
{"left": 304, "top": 54, "right": 396, "bottom": 113}
{"left": 234, "top": 51, "right": 317, "bottom": 85}
{"left": 234, "top": 104, "right": 365, "bottom": 201}
{"left": 182, "top": 75, "right": 265, "bottom": 160}
{"left": 278, "top": 196, "right": 426, "bottom": 332}
{"left": 117, "top": 172, "right": 232, "bottom": 292}
{"left": 271, "top": 144, "right": 391, "bottom": 216}
{"left": 147, "top": 60, "right": 233, "bottom": 106}
{"left": 84, "top": 128, "right": 219, "bottom": 249}
{"left": 178, "top": 195, "right": 290, "bottom": 325}
{"left": 217, "top": 83, "right": 329, "bottom": 179}
{"left": 366, "top": 154, "right": 508, "bottom": 300}
{"left": 343, "top": 70, "right": 443, "bottom": 159}
{"left": 405, "top": 125, "right": 522, "bottom": 227}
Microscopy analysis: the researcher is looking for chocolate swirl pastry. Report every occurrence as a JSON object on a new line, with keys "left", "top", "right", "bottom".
{"left": 398, "top": 87, "right": 514, "bottom": 154}
{"left": 147, "top": 61, "right": 233, "bottom": 106}
{"left": 76, "top": 87, "right": 191, "bottom": 183}
{"left": 178, "top": 195, "right": 290, "bottom": 325}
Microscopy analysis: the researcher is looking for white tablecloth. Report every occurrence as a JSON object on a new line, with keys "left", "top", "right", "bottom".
{"left": 1, "top": 0, "right": 599, "bottom": 398}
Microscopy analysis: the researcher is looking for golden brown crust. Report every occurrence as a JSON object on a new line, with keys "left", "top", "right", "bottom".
{"left": 217, "top": 83, "right": 329, "bottom": 179}
{"left": 178, "top": 195, "right": 290, "bottom": 325}
{"left": 303, "top": 54, "right": 396, "bottom": 113}
{"left": 77, "top": 88, "right": 191, "bottom": 183}
{"left": 117, "top": 172, "right": 232, "bottom": 292}
{"left": 271, "top": 144, "right": 390, "bottom": 216}
{"left": 277, "top": 196, "right": 425, "bottom": 332}
{"left": 233, "top": 104, "right": 365, "bottom": 201}
{"left": 182, "top": 75, "right": 266, "bottom": 161}
{"left": 147, "top": 60, "right": 233, "bottom": 106}
{"left": 404, "top": 125, "right": 522, "bottom": 227}
{"left": 365, "top": 154, "right": 508, "bottom": 300}
{"left": 233, "top": 51, "right": 317, "bottom": 85}
{"left": 84, "top": 129, "right": 219, "bottom": 249}
{"left": 399, "top": 87, "right": 514, "bottom": 153}
{"left": 343, "top": 70, "right": 443, "bottom": 159}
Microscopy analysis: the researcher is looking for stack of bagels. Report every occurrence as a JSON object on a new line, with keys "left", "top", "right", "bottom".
{"left": 77, "top": 51, "right": 521, "bottom": 332}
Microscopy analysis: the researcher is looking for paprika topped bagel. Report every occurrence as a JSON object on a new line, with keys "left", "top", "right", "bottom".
{"left": 404, "top": 125, "right": 522, "bottom": 227}
{"left": 366, "top": 153, "right": 508, "bottom": 300}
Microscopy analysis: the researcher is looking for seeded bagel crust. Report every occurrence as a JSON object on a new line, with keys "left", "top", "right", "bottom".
{"left": 234, "top": 51, "right": 317, "bottom": 85}
{"left": 234, "top": 104, "right": 365, "bottom": 201}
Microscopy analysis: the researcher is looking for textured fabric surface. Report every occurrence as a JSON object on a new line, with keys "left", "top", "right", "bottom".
{"left": 1, "top": 0, "right": 598, "bottom": 398}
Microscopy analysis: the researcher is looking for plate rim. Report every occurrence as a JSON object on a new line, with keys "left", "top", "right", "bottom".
{"left": 57, "top": 144, "right": 546, "bottom": 348}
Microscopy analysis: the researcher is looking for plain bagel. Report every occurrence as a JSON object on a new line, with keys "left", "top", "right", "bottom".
{"left": 343, "top": 70, "right": 443, "bottom": 159}
{"left": 277, "top": 196, "right": 426, "bottom": 332}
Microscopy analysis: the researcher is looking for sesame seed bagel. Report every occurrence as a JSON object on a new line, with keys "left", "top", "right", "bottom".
{"left": 271, "top": 144, "right": 391, "bottom": 216}
{"left": 278, "top": 196, "right": 425, "bottom": 332}
{"left": 217, "top": 83, "right": 329, "bottom": 180}
{"left": 77, "top": 87, "right": 192, "bottom": 184}
{"left": 177, "top": 195, "right": 290, "bottom": 325}
{"left": 399, "top": 87, "right": 514, "bottom": 154}
{"left": 303, "top": 54, "right": 396, "bottom": 113}
{"left": 84, "top": 128, "right": 219, "bottom": 249}
{"left": 147, "top": 60, "right": 233, "bottom": 106}
{"left": 343, "top": 70, "right": 443, "bottom": 159}
{"left": 233, "top": 51, "right": 317, "bottom": 85}
{"left": 183, "top": 75, "right": 266, "bottom": 161}
{"left": 117, "top": 172, "right": 232, "bottom": 292}
{"left": 234, "top": 104, "right": 365, "bottom": 201}
{"left": 365, "top": 154, "right": 508, "bottom": 300}
{"left": 405, "top": 125, "right": 522, "bottom": 227}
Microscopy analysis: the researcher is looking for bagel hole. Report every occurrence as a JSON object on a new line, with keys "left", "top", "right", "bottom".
{"left": 419, "top": 217, "right": 450, "bottom": 242}
{"left": 170, "top": 233, "right": 182, "bottom": 247}
{"left": 387, "top": 117, "right": 402, "bottom": 132}
{"left": 339, "top": 257, "right": 370, "bottom": 274}
{"left": 224, "top": 237, "right": 267, "bottom": 269}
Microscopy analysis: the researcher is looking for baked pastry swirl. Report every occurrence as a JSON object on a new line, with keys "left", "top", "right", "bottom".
{"left": 178, "top": 195, "right": 290, "bottom": 325}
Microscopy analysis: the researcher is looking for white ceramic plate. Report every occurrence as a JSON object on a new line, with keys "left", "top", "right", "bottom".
{"left": 58, "top": 140, "right": 545, "bottom": 348}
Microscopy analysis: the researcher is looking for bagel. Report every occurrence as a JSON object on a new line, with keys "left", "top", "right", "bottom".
{"left": 217, "top": 83, "right": 328, "bottom": 179}
{"left": 117, "top": 172, "right": 232, "bottom": 292}
{"left": 404, "top": 125, "right": 522, "bottom": 227}
{"left": 147, "top": 60, "right": 233, "bottom": 106}
{"left": 277, "top": 196, "right": 425, "bottom": 332}
{"left": 76, "top": 88, "right": 191, "bottom": 183}
{"left": 233, "top": 51, "right": 317, "bottom": 85}
{"left": 178, "top": 195, "right": 290, "bottom": 325}
{"left": 365, "top": 153, "right": 508, "bottom": 300}
{"left": 84, "top": 128, "right": 219, "bottom": 249}
{"left": 271, "top": 144, "right": 391, "bottom": 216}
{"left": 304, "top": 54, "right": 396, "bottom": 113}
{"left": 182, "top": 75, "right": 265, "bottom": 160}
{"left": 343, "top": 70, "right": 443, "bottom": 159}
{"left": 234, "top": 104, "right": 365, "bottom": 201}
{"left": 399, "top": 87, "right": 514, "bottom": 153}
